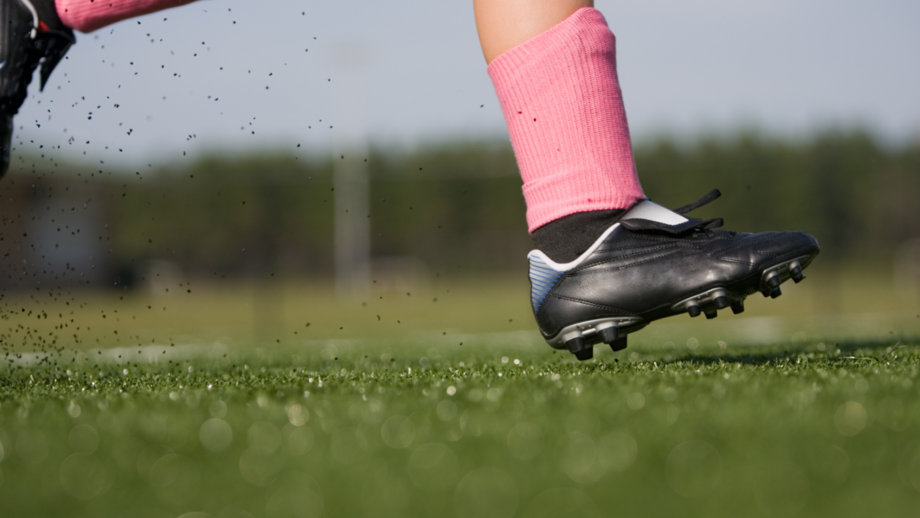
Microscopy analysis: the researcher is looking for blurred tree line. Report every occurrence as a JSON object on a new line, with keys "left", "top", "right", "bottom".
{"left": 637, "top": 130, "right": 920, "bottom": 261}
{"left": 5, "top": 129, "right": 918, "bottom": 287}
{"left": 107, "top": 141, "right": 530, "bottom": 280}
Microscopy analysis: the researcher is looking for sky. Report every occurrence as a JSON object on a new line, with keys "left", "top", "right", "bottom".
{"left": 11, "top": 0, "right": 920, "bottom": 169}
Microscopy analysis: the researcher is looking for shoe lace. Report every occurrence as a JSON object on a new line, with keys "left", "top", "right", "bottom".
{"left": 620, "top": 189, "right": 727, "bottom": 236}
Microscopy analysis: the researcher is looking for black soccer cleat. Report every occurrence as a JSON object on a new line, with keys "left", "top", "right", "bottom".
{"left": 0, "top": 0, "right": 74, "bottom": 178}
{"left": 528, "top": 189, "right": 819, "bottom": 361}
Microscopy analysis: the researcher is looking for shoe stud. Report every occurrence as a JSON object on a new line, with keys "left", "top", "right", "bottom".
{"left": 731, "top": 299, "right": 745, "bottom": 314}
{"left": 764, "top": 271, "right": 781, "bottom": 290}
{"left": 687, "top": 303, "right": 702, "bottom": 318}
{"left": 705, "top": 309, "right": 718, "bottom": 319}
{"left": 770, "top": 286, "right": 782, "bottom": 299}
{"left": 598, "top": 326, "right": 619, "bottom": 344}
{"left": 574, "top": 347, "right": 594, "bottom": 361}
{"left": 789, "top": 262, "right": 804, "bottom": 283}
{"left": 713, "top": 295, "right": 729, "bottom": 310}
{"left": 566, "top": 336, "right": 587, "bottom": 355}
{"left": 609, "top": 336, "right": 627, "bottom": 352}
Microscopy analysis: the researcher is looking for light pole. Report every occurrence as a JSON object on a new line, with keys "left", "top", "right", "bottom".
{"left": 332, "top": 41, "right": 371, "bottom": 300}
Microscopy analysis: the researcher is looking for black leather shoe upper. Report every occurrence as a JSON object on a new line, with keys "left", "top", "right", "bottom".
{"left": 0, "top": 0, "right": 74, "bottom": 177}
{"left": 529, "top": 192, "right": 820, "bottom": 339}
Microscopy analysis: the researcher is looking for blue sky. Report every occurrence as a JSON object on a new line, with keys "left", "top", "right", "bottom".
{"left": 12, "top": 0, "right": 919, "bottom": 168}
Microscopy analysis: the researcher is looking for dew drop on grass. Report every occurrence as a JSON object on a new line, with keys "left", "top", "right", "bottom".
{"left": 627, "top": 392, "right": 645, "bottom": 410}
{"left": 247, "top": 422, "right": 281, "bottom": 454}
{"left": 507, "top": 422, "right": 543, "bottom": 461}
{"left": 59, "top": 453, "right": 109, "bottom": 500}
{"left": 137, "top": 444, "right": 174, "bottom": 481}
{"left": 68, "top": 424, "right": 99, "bottom": 454}
{"left": 283, "top": 425, "right": 314, "bottom": 456}
{"left": 286, "top": 404, "right": 308, "bottom": 426}
{"left": 437, "top": 400, "right": 458, "bottom": 421}
{"left": 835, "top": 401, "right": 867, "bottom": 436}
{"left": 381, "top": 416, "right": 416, "bottom": 449}
{"left": 238, "top": 448, "right": 283, "bottom": 486}
{"left": 199, "top": 419, "right": 233, "bottom": 452}
{"left": 555, "top": 433, "right": 606, "bottom": 484}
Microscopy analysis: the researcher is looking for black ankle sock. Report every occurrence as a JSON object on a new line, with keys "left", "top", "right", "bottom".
{"left": 532, "top": 209, "right": 626, "bottom": 263}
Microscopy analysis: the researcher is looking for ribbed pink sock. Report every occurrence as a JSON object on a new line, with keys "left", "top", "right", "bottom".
{"left": 488, "top": 8, "right": 645, "bottom": 233}
{"left": 56, "top": 0, "right": 195, "bottom": 33}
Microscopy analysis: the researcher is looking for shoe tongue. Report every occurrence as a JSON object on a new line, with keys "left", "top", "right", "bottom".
{"left": 621, "top": 200, "right": 688, "bottom": 225}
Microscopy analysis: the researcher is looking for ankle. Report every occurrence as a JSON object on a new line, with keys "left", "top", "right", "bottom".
{"left": 532, "top": 209, "right": 627, "bottom": 263}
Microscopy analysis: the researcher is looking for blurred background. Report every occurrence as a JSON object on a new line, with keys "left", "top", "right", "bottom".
{"left": 1, "top": 0, "right": 919, "bottom": 351}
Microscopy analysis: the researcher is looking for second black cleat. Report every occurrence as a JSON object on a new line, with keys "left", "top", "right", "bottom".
{"left": 528, "top": 189, "right": 820, "bottom": 360}
{"left": 0, "top": 0, "right": 74, "bottom": 178}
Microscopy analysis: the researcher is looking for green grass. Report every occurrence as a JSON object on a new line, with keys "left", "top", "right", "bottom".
{"left": 2, "top": 270, "right": 920, "bottom": 517}
{"left": 2, "top": 332, "right": 920, "bottom": 517}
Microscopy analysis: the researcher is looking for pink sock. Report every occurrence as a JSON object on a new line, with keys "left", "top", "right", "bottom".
{"left": 488, "top": 8, "right": 645, "bottom": 233}
{"left": 56, "top": 0, "right": 196, "bottom": 33}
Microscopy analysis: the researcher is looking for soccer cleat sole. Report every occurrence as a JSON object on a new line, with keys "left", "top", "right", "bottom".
{"left": 548, "top": 316, "right": 647, "bottom": 352}
{"left": 546, "top": 253, "right": 817, "bottom": 360}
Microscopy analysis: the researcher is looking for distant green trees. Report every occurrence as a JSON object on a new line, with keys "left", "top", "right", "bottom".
{"left": 636, "top": 130, "right": 919, "bottom": 261}
{"left": 12, "top": 129, "right": 918, "bottom": 281}
{"left": 105, "top": 143, "right": 532, "bottom": 278}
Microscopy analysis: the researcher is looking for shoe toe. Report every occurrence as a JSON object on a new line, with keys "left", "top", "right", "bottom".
{"left": 772, "top": 230, "right": 820, "bottom": 258}
{"left": 718, "top": 230, "right": 819, "bottom": 269}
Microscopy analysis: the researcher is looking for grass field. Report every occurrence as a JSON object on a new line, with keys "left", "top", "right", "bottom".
{"left": 2, "top": 267, "right": 920, "bottom": 517}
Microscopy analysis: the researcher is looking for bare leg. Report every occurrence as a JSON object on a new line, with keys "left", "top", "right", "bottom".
{"left": 474, "top": 0, "right": 593, "bottom": 64}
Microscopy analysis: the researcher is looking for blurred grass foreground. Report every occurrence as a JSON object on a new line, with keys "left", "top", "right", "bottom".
{"left": 1, "top": 129, "right": 920, "bottom": 517}
{"left": 3, "top": 330, "right": 920, "bottom": 517}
